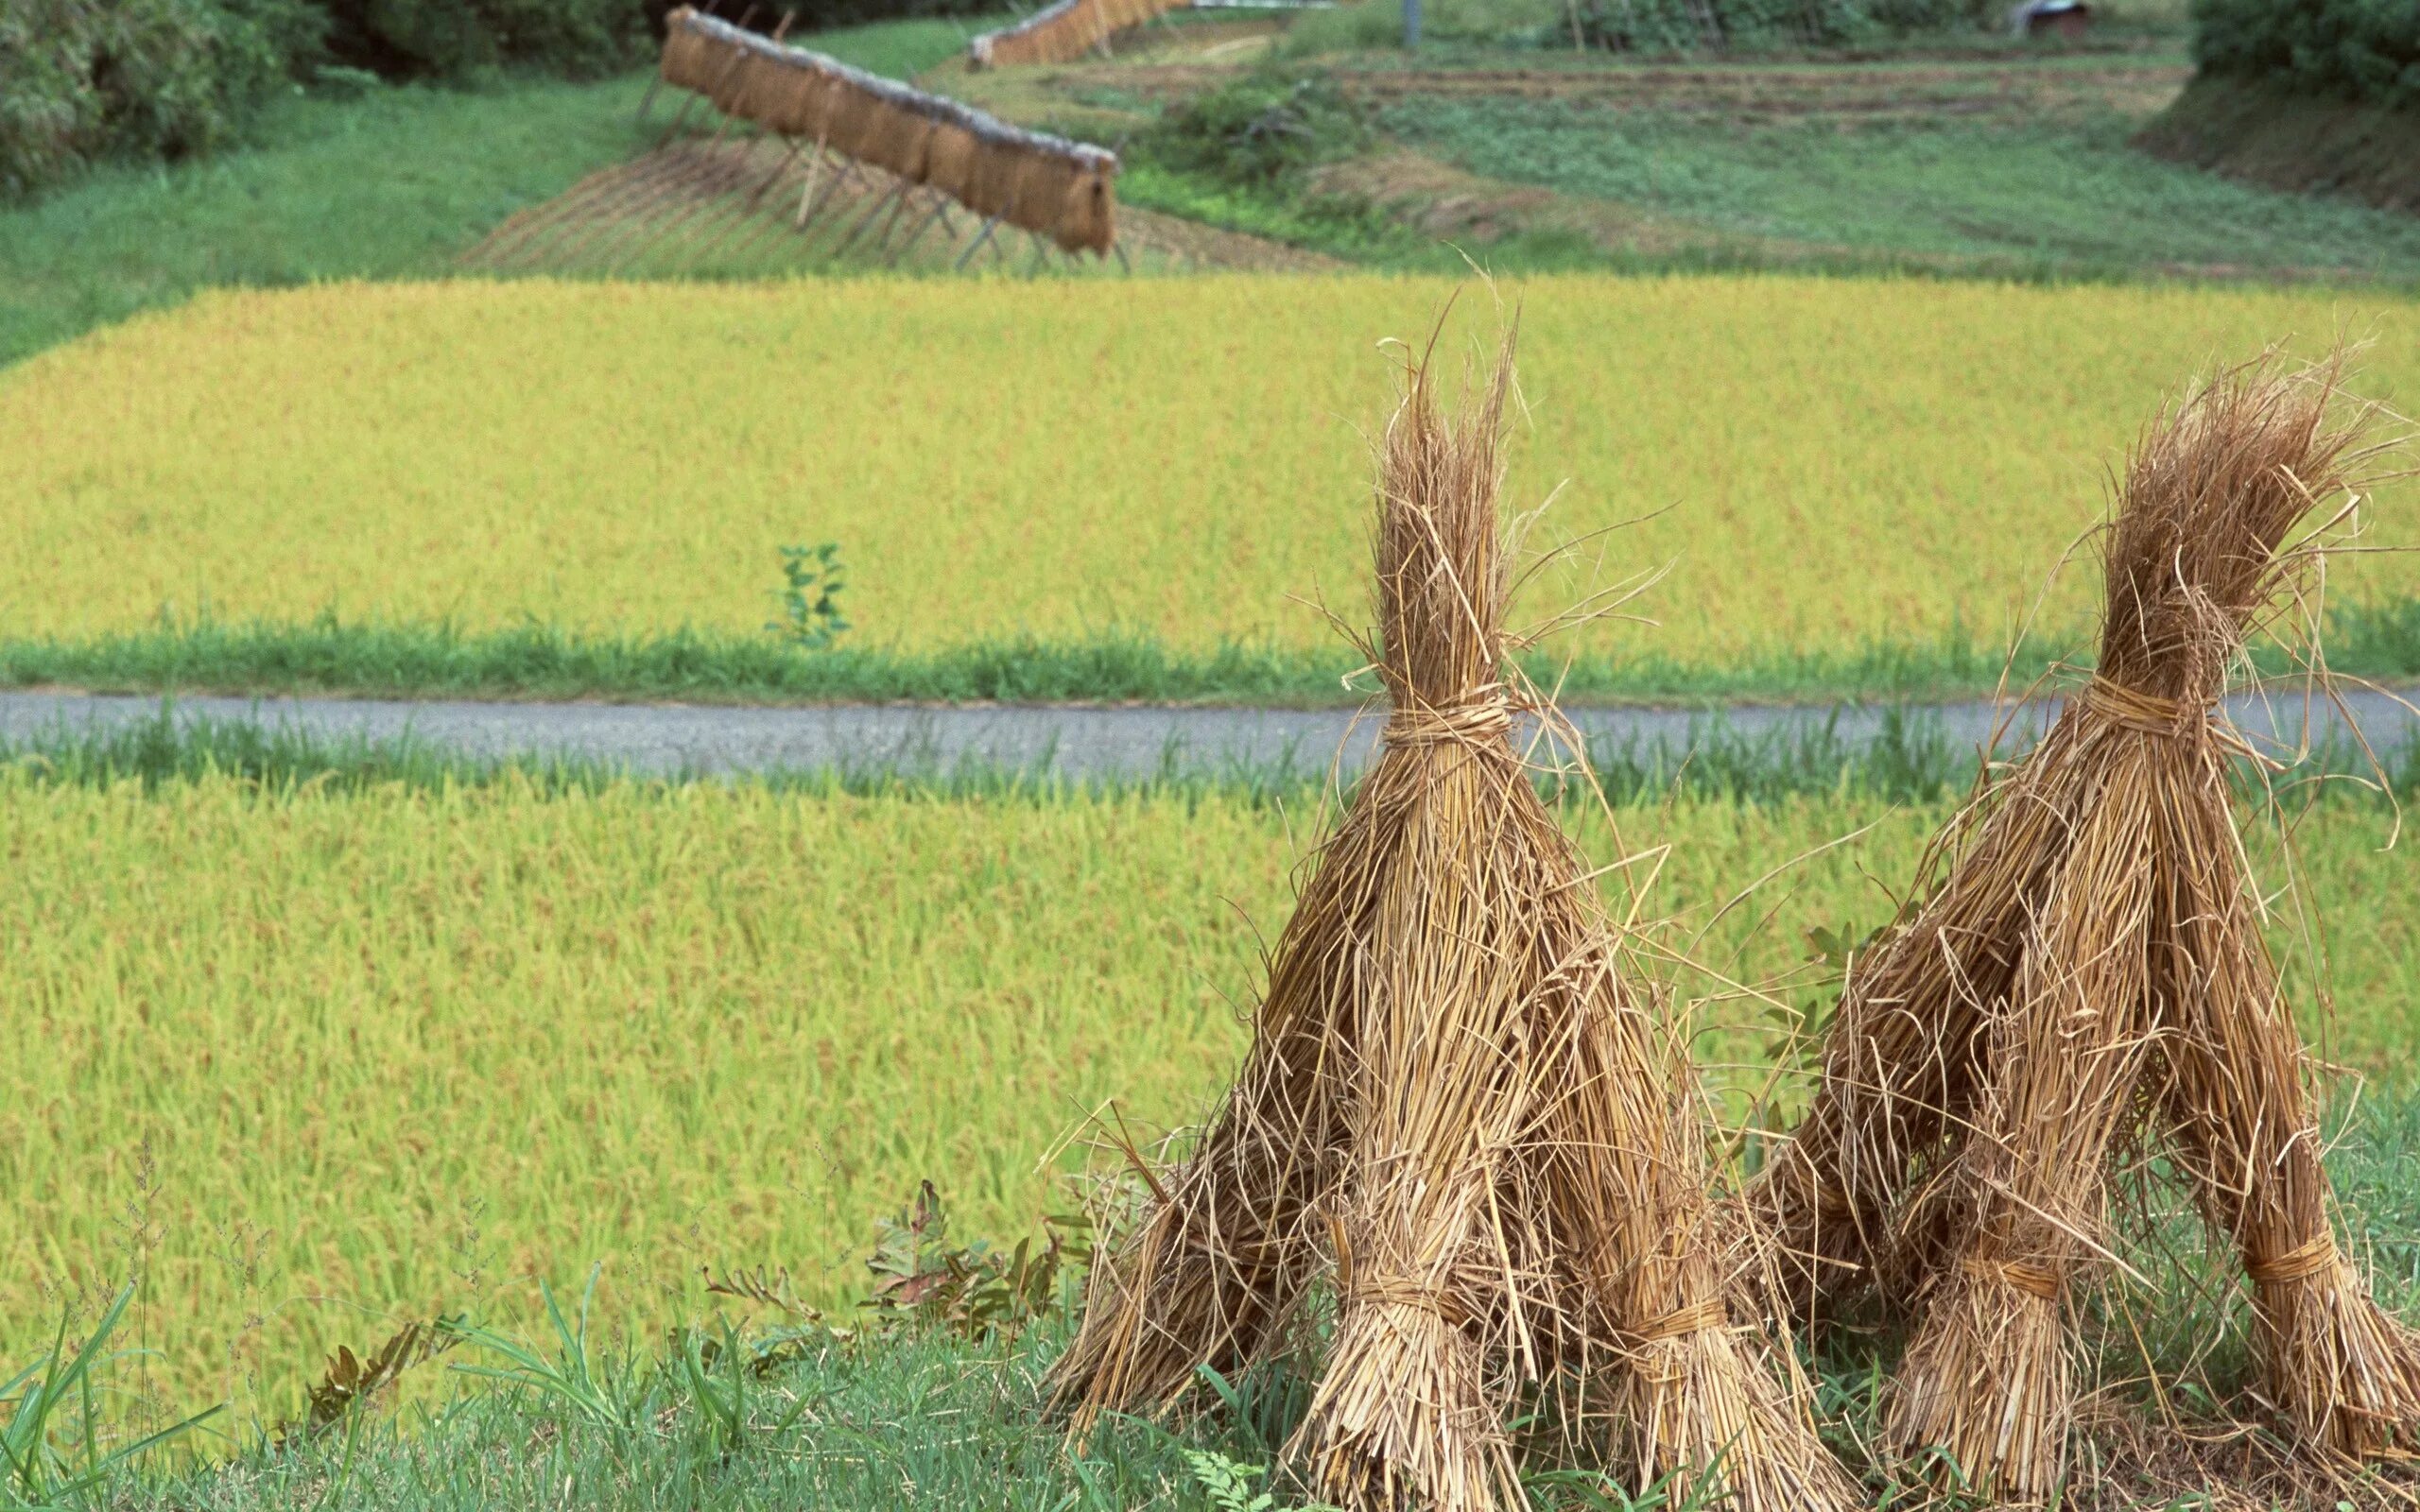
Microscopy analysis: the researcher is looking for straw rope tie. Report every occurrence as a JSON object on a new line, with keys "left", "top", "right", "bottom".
{"left": 2248, "top": 1232, "right": 2341, "bottom": 1287}
{"left": 1347, "top": 1276, "right": 1472, "bottom": 1328}
{"left": 1383, "top": 689, "right": 1514, "bottom": 747}
{"left": 1621, "top": 1297, "right": 1729, "bottom": 1347}
{"left": 2083, "top": 675, "right": 2206, "bottom": 738}
{"left": 1960, "top": 1252, "right": 2064, "bottom": 1301}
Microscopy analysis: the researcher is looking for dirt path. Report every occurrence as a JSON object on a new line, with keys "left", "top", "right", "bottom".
{"left": 8, "top": 689, "right": 2410, "bottom": 780}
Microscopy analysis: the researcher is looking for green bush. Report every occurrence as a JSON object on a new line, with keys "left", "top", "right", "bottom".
{"left": 2192, "top": 0, "right": 2420, "bottom": 110}
{"left": 1575, "top": 0, "right": 1996, "bottom": 50}
{"left": 1140, "top": 67, "right": 1370, "bottom": 187}
{"left": 317, "top": 0, "right": 648, "bottom": 79}
{"left": 643, "top": 0, "right": 994, "bottom": 40}
{"left": 0, "top": 0, "right": 322, "bottom": 198}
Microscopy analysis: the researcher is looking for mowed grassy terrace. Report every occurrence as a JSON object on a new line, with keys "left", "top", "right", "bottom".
{"left": 3, "top": 275, "right": 2418, "bottom": 702}
{"left": 5, "top": 769, "right": 2412, "bottom": 1418}
{"left": 0, "top": 16, "right": 998, "bottom": 370}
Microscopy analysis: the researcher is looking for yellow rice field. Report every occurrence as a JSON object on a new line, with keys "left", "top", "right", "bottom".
{"left": 4, "top": 275, "right": 2415, "bottom": 663}
{"left": 4, "top": 775, "right": 2410, "bottom": 1415}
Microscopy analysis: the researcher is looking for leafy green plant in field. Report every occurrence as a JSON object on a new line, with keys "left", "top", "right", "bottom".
{"left": 768, "top": 541, "right": 851, "bottom": 650}
{"left": 1182, "top": 1449, "right": 1340, "bottom": 1512}
{"left": 861, "top": 1182, "right": 1091, "bottom": 1341}
{"left": 442, "top": 1267, "right": 652, "bottom": 1453}
{"left": 2, "top": 1286, "right": 219, "bottom": 1509}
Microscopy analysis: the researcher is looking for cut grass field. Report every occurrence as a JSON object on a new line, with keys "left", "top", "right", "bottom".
{"left": 4, "top": 752, "right": 2411, "bottom": 1419}
{"left": 1375, "top": 95, "right": 2420, "bottom": 279}
{"left": 4, "top": 276, "right": 2416, "bottom": 703}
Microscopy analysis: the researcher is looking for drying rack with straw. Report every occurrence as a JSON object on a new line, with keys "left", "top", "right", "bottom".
{"left": 970, "top": 0, "right": 1196, "bottom": 68}
{"left": 465, "top": 7, "right": 1125, "bottom": 278}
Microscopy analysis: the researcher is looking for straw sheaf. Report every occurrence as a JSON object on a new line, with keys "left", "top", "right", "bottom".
{"left": 659, "top": 9, "right": 1120, "bottom": 253}
{"left": 1731, "top": 351, "right": 2420, "bottom": 1503}
{"left": 923, "top": 121, "right": 982, "bottom": 204}
{"left": 1055, "top": 337, "right": 1854, "bottom": 1512}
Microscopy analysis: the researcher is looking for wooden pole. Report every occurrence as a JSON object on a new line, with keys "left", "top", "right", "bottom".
{"left": 955, "top": 208, "right": 1008, "bottom": 269}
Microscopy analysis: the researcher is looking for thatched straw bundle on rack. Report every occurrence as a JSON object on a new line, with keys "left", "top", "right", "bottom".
{"left": 659, "top": 8, "right": 1119, "bottom": 253}
{"left": 1053, "top": 335, "right": 1854, "bottom": 1512}
{"left": 1733, "top": 351, "right": 2419, "bottom": 1503}
{"left": 969, "top": 0, "right": 1189, "bottom": 68}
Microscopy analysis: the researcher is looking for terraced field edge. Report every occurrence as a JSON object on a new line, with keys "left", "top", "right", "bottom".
{"left": 8, "top": 600, "right": 2420, "bottom": 707}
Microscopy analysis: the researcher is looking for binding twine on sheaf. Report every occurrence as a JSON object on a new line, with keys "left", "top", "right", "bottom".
{"left": 1620, "top": 1298, "right": 1730, "bottom": 1349}
{"left": 1960, "top": 1252, "right": 2065, "bottom": 1301}
{"left": 1383, "top": 689, "right": 1514, "bottom": 747}
{"left": 1349, "top": 1276, "right": 1475, "bottom": 1328}
{"left": 2083, "top": 675, "right": 2204, "bottom": 738}
{"left": 2248, "top": 1232, "right": 2342, "bottom": 1288}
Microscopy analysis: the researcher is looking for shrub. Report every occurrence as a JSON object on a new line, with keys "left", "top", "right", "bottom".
{"left": 1576, "top": 0, "right": 1997, "bottom": 50}
{"left": 315, "top": 0, "right": 649, "bottom": 79}
{"left": 641, "top": 0, "right": 994, "bottom": 40}
{"left": 1141, "top": 67, "right": 1370, "bottom": 188}
{"left": 0, "top": 0, "right": 323, "bottom": 198}
{"left": 2192, "top": 0, "right": 2420, "bottom": 111}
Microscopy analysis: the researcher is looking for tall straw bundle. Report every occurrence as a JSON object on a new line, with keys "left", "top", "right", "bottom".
{"left": 727, "top": 53, "right": 786, "bottom": 125}
{"left": 660, "top": 17, "right": 720, "bottom": 91}
{"left": 762, "top": 63, "right": 833, "bottom": 138}
{"left": 1734, "top": 352, "right": 2418, "bottom": 1502}
{"left": 1059, "top": 160, "right": 1115, "bottom": 252}
{"left": 959, "top": 136, "right": 1020, "bottom": 220}
{"left": 821, "top": 88, "right": 887, "bottom": 167}
{"left": 925, "top": 120, "right": 981, "bottom": 203}
{"left": 861, "top": 97, "right": 934, "bottom": 182}
{"left": 1055, "top": 336, "right": 1852, "bottom": 1512}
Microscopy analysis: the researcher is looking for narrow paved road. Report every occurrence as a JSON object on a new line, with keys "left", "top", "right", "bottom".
{"left": 3, "top": 688, "right": 2412, "bottom": 779}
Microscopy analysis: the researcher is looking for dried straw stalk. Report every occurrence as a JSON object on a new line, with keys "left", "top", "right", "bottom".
{"left": 1055, "top": 338, "right": 1853, "bottom": 1512}
{"left": 1732, "top": 351, "right": 2420, "bottom": 1502}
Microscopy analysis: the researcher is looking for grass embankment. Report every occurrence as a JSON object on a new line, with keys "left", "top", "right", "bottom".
{"left": 0, "top": 17, "right": 991, "bottom": 369}
{"left": 4, "top": 734, "right": 2412, "bottom": 1418}
{"left": 7, "top": 276, "right": 2418, "bottom": 704}
{"left": 8, "top": 601, "right": 2420, "bottom": 704}
{"left": 2137, "top": 77, "right": 2420, "bottom": 215}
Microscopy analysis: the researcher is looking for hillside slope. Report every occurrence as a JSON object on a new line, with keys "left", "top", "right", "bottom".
{"left": 2138, "top": 77, "right": 2420, "bottom": 213}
